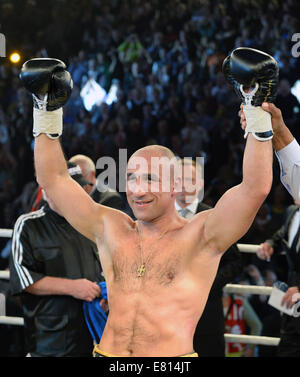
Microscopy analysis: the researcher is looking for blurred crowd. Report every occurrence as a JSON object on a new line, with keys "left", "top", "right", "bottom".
{"left": 1, "top": 0, "right": 300, "bottom": 356}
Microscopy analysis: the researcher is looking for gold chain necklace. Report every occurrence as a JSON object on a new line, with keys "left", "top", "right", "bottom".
{"left": 135, "top": 221, "right": 170, "bottom": 278}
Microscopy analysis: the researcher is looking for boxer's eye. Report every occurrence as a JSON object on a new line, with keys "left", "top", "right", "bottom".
{"left": 145, "top": 174, "right": 159, "bottom": 182}
{"left": 127, "top": 173, "right": 136, "bottom": 181}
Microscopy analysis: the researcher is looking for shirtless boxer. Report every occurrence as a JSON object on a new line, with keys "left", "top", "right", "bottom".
{"left": 20, "top": 47, "right": 277, "bottom": 357}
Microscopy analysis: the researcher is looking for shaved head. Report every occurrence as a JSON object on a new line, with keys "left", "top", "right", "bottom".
{"left": 126, "top": 145, "right": 181, "bottom": 221}
{"left": 129, "top": 145, "right": 176, "bottom": 161}
{"left": 69, "top": 154, "right": 95, "bottom": 175}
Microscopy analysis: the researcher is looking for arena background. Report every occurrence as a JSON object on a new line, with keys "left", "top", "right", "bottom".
{"left": 0, "top": 0, "right": 300, "bottom": 357}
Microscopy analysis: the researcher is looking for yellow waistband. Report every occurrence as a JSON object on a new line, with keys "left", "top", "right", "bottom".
{"left": 93, "top": 345, "right": 198, "bottom": 357}
{"left": 180, "top": 352, "right": 198, "bottom": 357}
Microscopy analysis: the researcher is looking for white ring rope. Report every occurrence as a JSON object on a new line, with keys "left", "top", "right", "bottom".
{"left": 0, "top": 271, "right": 10, "bottom": 280}
{"left": 223, "top": 284, "right": 273, "bottom": 295}
{"left": 224, "top": 334, "right": 280, "bottom": 346}
{"left": 0, "top": 228, "right": 261, "bottom": 254}
{"left": 0, "top": 229, "right": 13, "bottom": 238}
{"left": 0, "top": 314, "right": 280, "bottom": 345}
{"left": 0, "top": 316, "right": 24, "bottom": 326}
{"left": 236, "top": 243, "right": 259, "bottom": 253}
{"left": 0, "top": 231, "right": 263, "bottom": 254}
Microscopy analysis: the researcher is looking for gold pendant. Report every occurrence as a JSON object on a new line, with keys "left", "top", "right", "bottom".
{"left": 137, "top": 263, "right": 146, "bottom": 277}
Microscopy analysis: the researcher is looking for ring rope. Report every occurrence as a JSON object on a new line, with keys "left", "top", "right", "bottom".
{"left": 0, "top": 230, "right": 263, "bottom": 254}
{"left": 223, "top": 284, "right": 272, "bottom": 295}
{"left": 224, "top": 334, "right": 279, "bottom": 346}
{"left": 0, "top": 314, "right": 281, "bottom": 345}
{"left": 0, "top": 271, "right": 9, "bottom": 280}
{"left": 0, "top": 229, "right": 13, "bottom": 238}
{"left": 0, "top": 316, "right": 24, "bottom": 326}
{"left": 236, "top": 243, "right": 259, "bottom": 253}
{"left": 0, "top": 228, "right": 262, "bottom": 255}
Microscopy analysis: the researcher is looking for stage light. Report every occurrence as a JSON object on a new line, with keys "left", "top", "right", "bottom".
{"left": 9, "top": 52, "right": 21, "bottom": 63}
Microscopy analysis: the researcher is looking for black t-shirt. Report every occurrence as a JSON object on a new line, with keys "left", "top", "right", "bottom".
{"left": 9, "top": 205, "right": 103, "bottom": 356}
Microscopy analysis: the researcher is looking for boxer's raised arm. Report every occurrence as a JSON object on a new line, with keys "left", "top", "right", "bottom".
{"left": 204, "top": 134, "right": 273, "bottom": 253}
{"left": 20, "top": 58, "right": 110, "bottom": 242}
{"left": 34, "top": 134, "right": 105, "bottom": 242}
{"left": 203, "top": 48, "right": 277, "bottom": 253}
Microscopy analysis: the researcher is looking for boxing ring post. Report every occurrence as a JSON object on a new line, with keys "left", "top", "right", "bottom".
{"left": 0, "top": 228, "right": 280, "bottom": 346}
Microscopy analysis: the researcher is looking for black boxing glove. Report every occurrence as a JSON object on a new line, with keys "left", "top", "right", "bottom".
{"left": 20, "top": 58, "right": 73, "bottom": 138}
{"left": 223, "top": 47, "right": 279, "bottom": 141}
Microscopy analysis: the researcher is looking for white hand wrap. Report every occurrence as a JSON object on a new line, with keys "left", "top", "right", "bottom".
{"left": 33, "top": 107, "right": 63, "bottom": 139}
{"left": 240, "top": 83, "right": 273, "bottom": 141}
{"left": 243, "top": 104, "right": 273, "bottom": 141}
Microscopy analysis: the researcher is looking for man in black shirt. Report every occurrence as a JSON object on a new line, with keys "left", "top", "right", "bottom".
{"left": 9, "top": 163, "right": 103, "bottom": 357}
